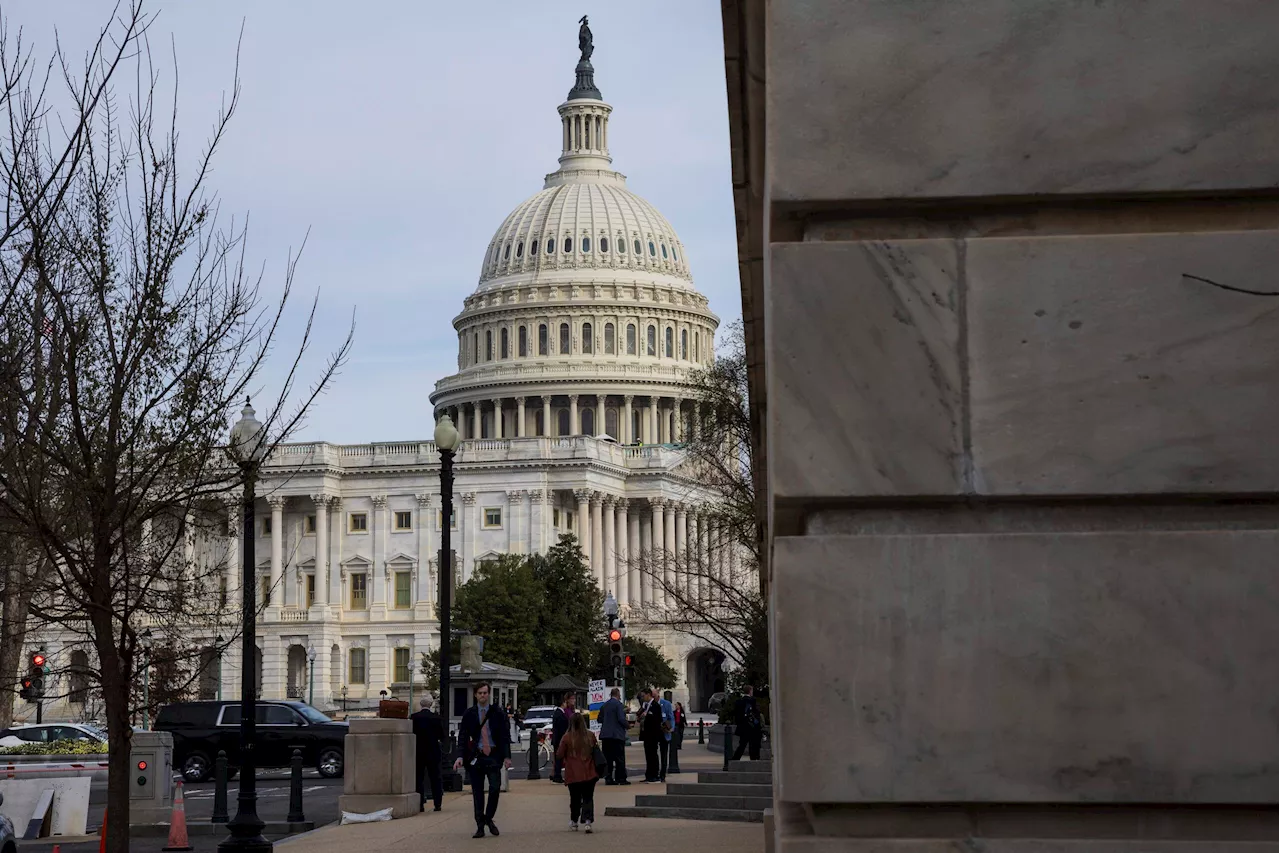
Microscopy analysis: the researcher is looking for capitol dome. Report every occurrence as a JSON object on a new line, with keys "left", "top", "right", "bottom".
{"left": 431, "top": 36, "right": 718, "bottom": 447}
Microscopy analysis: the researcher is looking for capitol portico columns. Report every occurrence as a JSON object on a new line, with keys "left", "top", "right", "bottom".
{"left": 371, "top": 495, "right": 388, "bottom": 619}
{"left": 651, "top": 498, "right": 667, "bottom": 607}
{"left": 328, "top": 497, "right": 343, "bottom": 607}
{"left": 614, "top": 499, "right": 629, "bottom": 605}
{"left": 542, "top": 396, "right": 552, "bottom": 438}
{"left": 674, "top": 504, "right": 688, "bottom": 599}
{"left": 516, "top": 397, "right": 526, "bottom": 438}
{"left": 663, "top": 502, "right": 677, "bottom": 605}
{"left": 267, "top": 495, "right": 285, "bottom": 619}
{"left": 311, "top": 492, "right": 330, "bottom": 610}
{"left": 627, "top": 502, "right": 642, "bottom": 605}
{"left": 602, "top": 495, "right": 617, "bottom": 596}
{"left": 575, "top": 489, "right": 591, "bottom": 567}
{"left": 623, "top": 396, "right": 634, "bottom": 444}
{"left": 590, "top": 493, "right": 605, "bottom": 585}
{"left": 415, "top": 493, "right": 434, "bottom": 617}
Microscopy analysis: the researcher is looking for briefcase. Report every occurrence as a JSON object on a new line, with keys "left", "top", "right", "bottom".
{"left": 378, "top": 699, "right": 409, "bottom": 719}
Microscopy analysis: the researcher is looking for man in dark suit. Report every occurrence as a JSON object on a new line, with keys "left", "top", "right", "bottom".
{"left": 731, "top": 685, "right": 762, "bottom": 761}
{"left": 638, "top": 688, "right": 665, "bottom": 782}
{"left": 454, "top": 682, "right": 512, "bottom": 838}
{"left": 549, "top": 690, "right": 576, "bottom": 783}
{"left": 598, "top": 687, "right": 630, "bottom": 785}
{"left": 410, "top": 695, "right": 446, "bottom": 811}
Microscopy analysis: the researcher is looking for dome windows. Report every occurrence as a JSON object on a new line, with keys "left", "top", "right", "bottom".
{"left": 626, "top": 323, "right": 637, "bottom": 355}
{"left": 582, "top": 322, "right": 594, "bottom": 354}
{"left": 665, "top": 327, "right": 674, "bottom": 358}
{"left": 564, "top": 236, "right": 573, "bottom": 254}
{"left": 634, "top": 239, "right": 642, "bottom": 255}
{"left": 648, "top": 241, "right": 656, "bottom": 257}
{"left": 582, "top": 236, "right": 591, "bottom": 253}
{"left": 559, "top": 323, "right": 570, "bottom": 354}
{"left": 515, "top": 241, "right": 524, "bottom": 258}
{"left": 646, "top": 325, "right": 656, "bottom": 356}
{"left": 485, "top": 329, "right": 494, "bottom": 361}
{"left": 673, "top": 245, "right": 679, "bottom": 261}
{"left": 538, "top": 324, "right": 549, "bottom": 356}
{"left": 600, "top": 237, "right": 609, "bottom": 253}
{"left": 617, "top": 235, "right": 626, "bottom": 254}
{"left": 547, "top": 238, "right": 556, "bottom": 254}
{"left": 518, "top": 326, "right": 529, "bottom": 357}
{"left": 500, "top": 327, "right": 510, "bottom": 359}
{"left": 531, "top": 239, "right": 539, "bottom": 256}
{"left": 503, "top": 244, "right": 511, "bottom": 260}
{"left": 681, "top": 329, "right": 688, "bottom": 360}
{"left": 661, "top": 243, "right": 669, "bottom": 259}
{"left": 604, "top": 323, "right": 615, "bottom": 354}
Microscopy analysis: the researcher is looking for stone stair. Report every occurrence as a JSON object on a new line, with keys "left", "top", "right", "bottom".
{"left": 605, "top": 760, "right": 773, "bottom": 822}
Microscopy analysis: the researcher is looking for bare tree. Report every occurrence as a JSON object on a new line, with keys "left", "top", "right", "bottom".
{"left": 0, "top": 4, "right": 352, "bottom": 846}
{"left": 633, "top": 321, "right": 769, "bottom": 689}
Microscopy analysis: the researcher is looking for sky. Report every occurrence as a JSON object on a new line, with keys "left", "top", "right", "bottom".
{"left": 11, "top": 1, "right": 739, "bottom": 443}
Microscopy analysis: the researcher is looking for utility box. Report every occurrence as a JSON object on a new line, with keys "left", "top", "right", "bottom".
{"left": 129, "top": 731, "right": 173, "bottom": 824}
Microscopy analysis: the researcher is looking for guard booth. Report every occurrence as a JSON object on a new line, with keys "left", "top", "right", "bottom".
{"left": 129, "top": 731, "right": 174, "bottom": 824}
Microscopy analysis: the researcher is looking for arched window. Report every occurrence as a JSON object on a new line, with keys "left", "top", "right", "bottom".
{"left": 500, "top": 328, "right": 509, "bottom": 359}
{"left": 564, "top": 236, "right": 573, "bottom": 253}
{"left": 518, "top": 326, "right": 528, "bottom": 357}
{"left": 539, "top": 324, "right": 549, "bottom": 356}
{"left": 600, "top": 237, "right": 609, "bottom": 253}
{"left": 618, "top": 236, "right": 626, "bottom": 254}
{"left": 626, "top": 324, "right": 637, "bottom": 355}
{"left": 582, "top": 236, "right": 591, "bottom": 253}
{"left": 582, "top": 408, "right": 595, "bottom": 436}
{"left": 661, "top": 243, "right": 669, "bottom": 259}
{"left": 605, "top": 408, "right": 619, "bottom": 440}
{"left": 485, "top": 329, "right": 494, "bottom": 361}
{"left": 648, "top": 241, "right": 656, "bottom": 256}
{"left": 516, "top": 241, "right": 524, "bottom": 258}
{"left": 673, "top": 245, "right": 679, "bottom": 261}
{"left": 531, "top": 239, "right": 539, "bottom": 255}
{"left": 634, "top": 239, "right": 642, "bottom": 255}
{"left": 557, "top": 408, "right": 571, "bottom": 436}
{"left": 547, "top": 238, "right": 556, "bottom": 254}
{"left": 665, "top": 327, "right": 674, "bottom": 358}
{"left": 559, "top": 323, "right": 570, "bottom": 354}
{"left": 604, "top": 323, "right": 615, "bottom": 354}
{"left": 681, "top": 328, "right": 688, "bottom": 359}
{"left": 647, "top": 325, "right": 657, "bottom": 356}
{"left": 582, "top": 322, "right": 593, "bottom": 354}
{"left": 503, "top": 243, "right": 511, "bottom": 260}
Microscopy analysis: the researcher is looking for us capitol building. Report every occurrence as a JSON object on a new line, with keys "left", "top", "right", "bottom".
{"left": 23, "top": 28, "right": 736, "bottom": 724}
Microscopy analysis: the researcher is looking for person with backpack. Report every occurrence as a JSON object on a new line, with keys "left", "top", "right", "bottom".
{"left": 555, "top": 712, "right": 604, "bottom": 832}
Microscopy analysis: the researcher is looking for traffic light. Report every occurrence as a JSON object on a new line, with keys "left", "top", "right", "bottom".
{"left": 28, "top": 651, "right": 46, "bottom": 700}
{"left": 608, "top": 627, "right": 623, "bottom": 669}
{"left": 18, "top": 677, "right": 33, "bottom": 702}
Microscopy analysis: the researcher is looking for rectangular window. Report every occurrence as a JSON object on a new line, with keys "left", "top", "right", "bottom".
{"left": 518, "top": 326, "right": 528, "bottom": 357}
{"left": 437, "top": 508, "right": 458, "bottom": 529}
{"left": 349, "top": 512, "right": 368, "bottom": 533}
{"left": 218, "top": 577, "right": 228, "bottom": 609}
{"left": 261, "top": 516, "right": 272, "bottom": 537}
{"left": 394, "top": 571, "right": 411, "bottom": 608}
{"left": 349, "top": 648, "right": 367, "bottom": 684}
{"left": 552, "top": 508, "right": 561, "bottom": 527}
{"left": 394, "top": 647, "right": 411, "bottom": 684}
{"left": 304, "top": 515, "right": 316, "bottom": 534}
{"left": 647, "top": 325, "right": 657, "bottom": 356}
{"left": 350, "top": 573, "right": 367, "bottom": 610}
{"left": 394, "top": 510, "right": 412, "bottom": 531}
{"left": 305, "top": 574, "right": 316, "bottom": 607}
{"left": 567, "top": 511, "right": 575, "bottom": 531}
{"left": 559, "top": 323, "right": 571, "bottom": 354}
{"left": 483, "top": 508, "right": 502, "bottom": 528}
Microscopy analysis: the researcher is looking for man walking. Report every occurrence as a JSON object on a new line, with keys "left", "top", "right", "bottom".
{"left": 455, "top": 682, "right": 512, "bottom": 838}
{"left": 655, "top": 686, "right": 675, "bottom": 781}
{"left": 550, "top": 690, "right": 576, "bottom": 784}
{"left": 410, "top": 695, "right": 445, "bottom": 812}
{"left": 731, "top": 685, "right": 763, "bottom": 761}
{"left": 598, "top": 687, "right": 630, "bottom": 785}
{"left": 638, "top": 688, "right": 664, "bottom": 783}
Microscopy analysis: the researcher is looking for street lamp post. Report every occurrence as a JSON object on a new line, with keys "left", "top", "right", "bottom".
{"left": 219, "top": 399, "right": 272, "bottom": 853}
{"left": 434, "top": 414, "right": 461, "bottom": 792}
{"left": 216, "top": 634, "right": 225, "bottom": 702}
{"left": 140, "top": 628, "right": 153, "bottom": 731}
{"left": 340, "top": 686, "right": 348, "bottom": 716}
{"left": 307, "top": 646, "right": 316, "bottom": 707}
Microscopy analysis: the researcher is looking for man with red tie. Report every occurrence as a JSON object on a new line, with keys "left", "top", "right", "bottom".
{"left": 455, "top": 682, "right": 512, "bottom": 838}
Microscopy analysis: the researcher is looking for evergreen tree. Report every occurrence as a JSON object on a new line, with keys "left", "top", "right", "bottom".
{"left": 527, "top": 534, "right": 604, "bottom": 687}
{"left": 453, "top": 555, "right": 541, "bottom": 676}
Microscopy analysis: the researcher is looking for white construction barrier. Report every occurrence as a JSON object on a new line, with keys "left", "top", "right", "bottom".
{"left": 0, "top": 775, "right": 92, "bottom": 837}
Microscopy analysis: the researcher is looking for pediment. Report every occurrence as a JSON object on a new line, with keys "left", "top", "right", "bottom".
{"left": 385, "top": 551, "right": 417, "bottom": 567}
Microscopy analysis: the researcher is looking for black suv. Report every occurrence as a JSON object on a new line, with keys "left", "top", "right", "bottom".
{"left": 155, "top": 700, "right": 348, "bottom": 782}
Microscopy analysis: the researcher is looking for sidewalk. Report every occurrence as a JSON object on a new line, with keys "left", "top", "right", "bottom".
{"left": 281, "top": 743, "right": 763, "bottom": 853}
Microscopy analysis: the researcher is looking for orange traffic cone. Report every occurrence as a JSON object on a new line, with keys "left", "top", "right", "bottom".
{"left": 161, "top": 779, "right": 194, "bottom": 852}
{"left": 98, "top": 808, "right": 107, "bottom": 853}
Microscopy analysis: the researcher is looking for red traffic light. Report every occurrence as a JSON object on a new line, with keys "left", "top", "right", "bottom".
{"left": 31, "top": 653, "right": 45, "bottom": 668}
{"left": 624, "top": 654, "right": 633, "bottom": 666}
{"left": 20, "top": 678, "right": 32, "bottom": 689}
{"left": 608, "top": 629, "right": 622, "bottom": 643}
{"left": 137, "top": 760, "right": 148, "bottom": 771}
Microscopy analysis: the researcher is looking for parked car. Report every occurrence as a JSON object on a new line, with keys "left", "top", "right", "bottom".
{"left": 155, "top": 700, "right": 348, "bottom": 782}
{"left": 0, "top": 723, "right": 107, "bottom": 749}
{"left": 0, "top": 792, "right": 15, "bottom": 853}
{"left": 519, "top": 705, "right": 558, "bottom": 731}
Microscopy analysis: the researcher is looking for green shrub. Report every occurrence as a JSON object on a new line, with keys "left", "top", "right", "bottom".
{"left": 0, "top": 739, "right": 108, "bottom": 755}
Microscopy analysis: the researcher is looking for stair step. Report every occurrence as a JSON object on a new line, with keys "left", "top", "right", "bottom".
{"left": 636, "top": 794, "right": 774, "bottom": 811}
{"left": 604, "top": 805, "right": 764, "bottom": 823}
{"left": 727, "top": 760, "right": 772, "bottom": 772}
{"left": 665, "top": 783, "right": 773, "bottom": 797}
{"left": 698, "top": 771, "right": 773, "bottom": 785}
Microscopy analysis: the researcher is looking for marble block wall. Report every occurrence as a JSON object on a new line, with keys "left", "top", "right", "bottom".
{"left": 723, "top": 0, "right": 1279, "bottom": 851}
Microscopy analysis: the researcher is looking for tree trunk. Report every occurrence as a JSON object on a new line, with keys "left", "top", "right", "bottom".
{"left": 0, "top": 548, "right": 33, "bottom": 729}
{"left": 96, "top": 620, "right": 133, "bottom": 853}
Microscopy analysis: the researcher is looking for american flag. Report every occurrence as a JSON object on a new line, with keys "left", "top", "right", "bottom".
{"left": 41, "top": 317, "right": 54, "bottom": 339}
